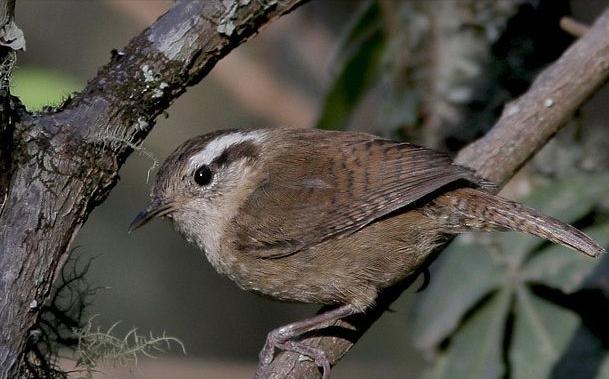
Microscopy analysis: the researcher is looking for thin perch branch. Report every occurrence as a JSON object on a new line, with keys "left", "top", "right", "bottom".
{"left": 261, "top": 5, "right": 609, "bottom": 378}
{"left": 456, "top": 8, "right": 609, "bottom": 183}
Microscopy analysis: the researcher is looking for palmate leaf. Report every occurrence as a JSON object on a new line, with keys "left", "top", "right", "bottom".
{"left": 421, "top": 351, "right": 449, "bottom": 379}
{"left": 443, "top": 289, "right": 512, "bottom": 379}
{"left": 413, "top": 172, "right": 609, "bottom": 378}
{"left": 420, "top": 289, "right": 512, "bottom": 379}
{"left": 411, "top": 239, "right": 504, "bottom": 351}
{"left": 510, "top": 287, "right": 580, "bottom": 379}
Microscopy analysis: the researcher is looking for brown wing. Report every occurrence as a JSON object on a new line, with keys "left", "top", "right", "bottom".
{"left": 233, "top": 130, "right": 482, "bottom": 258}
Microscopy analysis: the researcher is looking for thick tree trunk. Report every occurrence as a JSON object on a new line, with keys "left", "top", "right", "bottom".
{"left": 0, "top": 1, "right": 307, "bottom": 377}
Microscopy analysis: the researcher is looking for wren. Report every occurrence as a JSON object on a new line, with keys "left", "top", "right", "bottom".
{"left": 130, "top": 128, "right": 604, "bottom": 378}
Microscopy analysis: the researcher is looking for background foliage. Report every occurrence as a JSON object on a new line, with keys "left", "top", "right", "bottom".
{"left": 414, "top": 175, "right": 609, "bottom": 379}
{"left": 314, "top": 1, "right": 609, "bottom": 378}
{"left": 11, "top": 68, "right": 80, "bottom": 111}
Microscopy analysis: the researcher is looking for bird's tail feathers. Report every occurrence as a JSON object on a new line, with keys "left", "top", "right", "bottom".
{"left": 427, "top": 188, "right": 605, "bottom": 258}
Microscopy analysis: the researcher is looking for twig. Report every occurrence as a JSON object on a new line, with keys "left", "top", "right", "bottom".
{"left": 560, "top": 16, "right": 589, "bottom": 38}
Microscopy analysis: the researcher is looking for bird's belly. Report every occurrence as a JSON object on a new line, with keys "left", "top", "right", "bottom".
{"left": 224, "top": 210, "right": 446, "bottom": 310}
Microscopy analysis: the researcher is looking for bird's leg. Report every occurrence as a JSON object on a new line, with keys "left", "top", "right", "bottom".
{"left": 258, "top": 304, "right": 359, "bottom": 378}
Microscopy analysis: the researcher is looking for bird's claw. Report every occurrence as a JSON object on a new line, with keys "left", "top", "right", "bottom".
{"left": 258, "top": 332, "right": 331, "bottom": 378}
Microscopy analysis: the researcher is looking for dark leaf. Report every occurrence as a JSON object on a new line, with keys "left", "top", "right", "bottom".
{"left": 412, "top": 237, "right": 504, "bottom": 351}
{"left": 443, "top": 289, "right": 511, "bottom": 379}
{"left": 510, "top": 287, "right": 580, "bottom": 379}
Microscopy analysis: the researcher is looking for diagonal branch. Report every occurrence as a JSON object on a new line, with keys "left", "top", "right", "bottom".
{"left": 0, "top": 1, "right": 308, "bottom": 378}
{"left": 261, "top": 5, "right": 609, "bottom": 379}
{"left": 43, "top": 0, "right": 308, "bottom": 154}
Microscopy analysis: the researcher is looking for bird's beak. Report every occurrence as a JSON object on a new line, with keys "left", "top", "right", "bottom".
{"left": 128, "top": 199, "right": 178, "bottom": 233}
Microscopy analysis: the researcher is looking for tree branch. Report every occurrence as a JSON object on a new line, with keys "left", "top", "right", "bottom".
{"left": 0, "top": 1, "right": 307, "bottom": 377}
{"left": 261, "top": 6, "right": 609, "bottom": 378}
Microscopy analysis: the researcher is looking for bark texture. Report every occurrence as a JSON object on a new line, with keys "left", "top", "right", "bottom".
{"left": 0, "top": 1, "right": 307, "bottom": 377}
{"left": 260, "top": 7, "right": 609, "bottom": 379}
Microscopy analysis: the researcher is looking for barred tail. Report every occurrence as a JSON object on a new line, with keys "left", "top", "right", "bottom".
{"left": 429, "top": 188, "right": 606, "bottom": 258}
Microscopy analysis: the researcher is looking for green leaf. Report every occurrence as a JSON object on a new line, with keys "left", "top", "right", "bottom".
{"left": 550, "top": 324, "right": 607, "bottom": 379}
{"left": 510, "top": 287, "right": 580, "bottom": 379}
{"left": 523, "top": 224, "right": 609, "bottom": 293}
{"left": 499, "top": 173, "right": 609, "bottom": 264}
{"left": 442, "top": 289, "right": 512, "bottom": 379}
{"left": 420, "top": 351, "right": 449, "bottom": 379}
{"left": 412, "top": 236, "right": 504, "bottom": 351}
{"left": 11, "top": 67, "right": 81, "bottom": 111}
{"left": 315, "top": 2, "right": 385, "bottom": 130}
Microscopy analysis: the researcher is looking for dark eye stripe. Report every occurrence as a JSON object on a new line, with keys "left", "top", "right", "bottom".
{"left": 210, "top": 141, "right": 260, "bottom": 167}
{"left": 213, "top": 149, "right": 230, "bottom": 167}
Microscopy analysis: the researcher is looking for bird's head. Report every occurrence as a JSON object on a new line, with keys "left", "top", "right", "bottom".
{"left": 129, "top": 129, "right": 268, "bottom": 253}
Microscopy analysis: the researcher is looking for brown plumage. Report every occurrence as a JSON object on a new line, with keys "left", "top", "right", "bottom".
{"left": 130, "top": 128, "right": 604, "bottom": 378}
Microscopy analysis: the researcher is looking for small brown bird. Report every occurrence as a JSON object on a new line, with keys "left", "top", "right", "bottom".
{"left": 130, "top": 128, "right": 604, "bottom": 378}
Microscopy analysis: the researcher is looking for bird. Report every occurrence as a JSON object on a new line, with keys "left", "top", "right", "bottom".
{"left": 129, "top": 128, "right": 604, "bottom": 378}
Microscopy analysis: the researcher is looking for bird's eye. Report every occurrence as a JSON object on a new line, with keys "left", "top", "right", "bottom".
{"left": 194, "top": 165, "right": 213, "bottom": 186}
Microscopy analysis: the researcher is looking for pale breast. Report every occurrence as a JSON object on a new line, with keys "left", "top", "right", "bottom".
{"left": 170, "top": 205, "right": 236, "bottom": 275}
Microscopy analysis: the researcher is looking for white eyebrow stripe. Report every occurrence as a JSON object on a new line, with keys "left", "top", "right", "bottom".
{"left": 188, "top": 130, "right": 267, "bottom": 169}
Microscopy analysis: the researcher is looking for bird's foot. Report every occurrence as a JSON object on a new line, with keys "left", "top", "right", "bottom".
{"left": 279, "top": 340, "right": 331, "bottom": 379}
{"left": 259, "top": 330, "right": 331, "bottom": 379}
{"left": 257, "top": 304, "right": 358, "bottom": 378}
{"left": 259, "top": 324, "right": 288, "bottom": 366}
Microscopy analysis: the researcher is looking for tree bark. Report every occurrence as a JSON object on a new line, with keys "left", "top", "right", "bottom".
{"left": 260, "top": 6, "right": 609, "bottom": 379}
{"left": 0, "top": 1, "right": 307, "bottom": 377}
